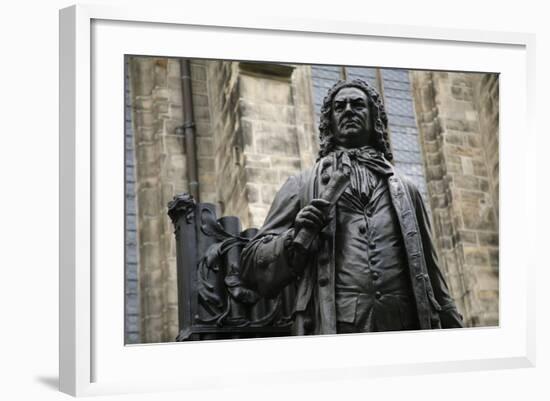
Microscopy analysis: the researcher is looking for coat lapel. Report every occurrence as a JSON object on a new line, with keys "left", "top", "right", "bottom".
{"left": 387, "top": 172, "right": 431, "bottom": 329}
{"left": 294, "top": 162, "right": 434, "bottom": 332}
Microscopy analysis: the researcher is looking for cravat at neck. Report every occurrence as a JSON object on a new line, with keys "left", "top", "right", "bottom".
{"left": 334, "top": 146, "right": 393, "bottom": 177}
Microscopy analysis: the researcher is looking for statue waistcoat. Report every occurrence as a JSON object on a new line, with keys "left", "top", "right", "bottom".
{"left": 333, "top": 165, "right": 418, "bottom": 332}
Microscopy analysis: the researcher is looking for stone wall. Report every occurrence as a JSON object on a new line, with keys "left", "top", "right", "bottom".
{"left": 129, "top": 57, "right": 220, "bottom": 342}
{"left": 128, "top": 58, "right": 318, "bottom": 342}
{"left": 191, "top": 60, "right": 218, "bottom": 204}
{"left": 206, "top": 62, "right": 318, "bottom": 229}
{"left": 205, "top": 61, "right": 249, "bottom": 225}
{"left": 411, "top": 71, "right": 499, "bottom": 326}
{"left": 129, "top": 57, "right": 183, "bottom": 343}
{"left": 124, "top": 58, "right": 140, "bottom": 344}
{"left": 127, "top": 59, "right": 500, "bottom": 343}
{"left": 476, "top": 74, "right": 500, "bottom": 221}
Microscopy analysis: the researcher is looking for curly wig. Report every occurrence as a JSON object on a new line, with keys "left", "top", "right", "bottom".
{"left": 317, "top": 79, "right": 393, "bottom": 161}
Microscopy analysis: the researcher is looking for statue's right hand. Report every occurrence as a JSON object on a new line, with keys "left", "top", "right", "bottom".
{"left": 294, "top": 198, "right": 331, "bottom": 232}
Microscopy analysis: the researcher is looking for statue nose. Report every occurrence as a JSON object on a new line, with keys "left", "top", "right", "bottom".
{"left": 342, "top": 102, "right": 354, "bottom": 115}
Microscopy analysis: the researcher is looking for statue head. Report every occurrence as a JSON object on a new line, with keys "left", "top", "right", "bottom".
{"left": 318, "top": 79, "right": 393, "bottom": 161}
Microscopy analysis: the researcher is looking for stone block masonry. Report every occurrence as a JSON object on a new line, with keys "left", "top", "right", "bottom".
{"left": 129, "top": 57, "right": 183, "bottom": 342}
{"left": 411, "top": 71, "right": 499, "bottom": 327}
{"left": 127, "top": 58, "right": 500, "bottom": 343}
{"left": 129, "top": 57, "right": 219, "bottom": 343}
{"left": 124, "top": 58, "right": 140, "bottom": 344}
{"left": 206, "top": 62, "right": 317, "bottom": 229}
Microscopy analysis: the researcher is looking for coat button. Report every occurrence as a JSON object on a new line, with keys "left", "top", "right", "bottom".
{"left": 322, "top": 158, "right": 332, "bottom": 168}
{"left": 372, "top": 272, "right": 380, "bottom": 280}
{"left": 321, "top": 173, "right": 330, "bottom": 185}
{"left": 319, "top": 255, "right": 329, "bottom": 265}
{"left": 359, "top": 225, "right": 367, "bottom": 234}
{"left": 375, "top": 291, "right": 382, "bottom": 299}
{"left": 318, "top": 277, "right": 329, "bottom": 287}
{"left": 368, "top": 241, "right": 376, "bottom": 249}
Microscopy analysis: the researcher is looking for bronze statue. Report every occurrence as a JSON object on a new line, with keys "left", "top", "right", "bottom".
{"left": 241, "top": 79, "right": 464, "bottom": 335}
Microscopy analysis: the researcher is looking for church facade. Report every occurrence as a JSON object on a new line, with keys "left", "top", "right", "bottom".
{"left": 125, "top": 57, "right": 499, "bottom": 344}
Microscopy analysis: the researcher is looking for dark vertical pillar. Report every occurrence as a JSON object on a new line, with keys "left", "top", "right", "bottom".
{"left": 168, "top": 194, "right": 197, "bottom": 341}
{"left": 179, "top": 59, "right": 200, "bottom": 202}
{"left": 196, "top": 203, "right": 224, "bottom": 340}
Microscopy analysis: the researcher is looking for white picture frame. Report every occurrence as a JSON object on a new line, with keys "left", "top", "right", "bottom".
{"left": 59, "top": 3, "right": 536, "bottom": 397}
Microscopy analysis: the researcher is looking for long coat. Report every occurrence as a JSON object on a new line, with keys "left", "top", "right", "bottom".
{"left": 241, "top": 155, "right": 464, "bottom": 335}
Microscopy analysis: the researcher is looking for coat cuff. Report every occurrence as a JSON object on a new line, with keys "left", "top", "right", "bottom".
{"left": 438, "top": 302, "right": 465, "bottom": 328}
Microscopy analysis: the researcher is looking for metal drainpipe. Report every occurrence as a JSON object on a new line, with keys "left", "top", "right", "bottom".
{"left": 179, "top": 58, "right": 200, "bottom": 202}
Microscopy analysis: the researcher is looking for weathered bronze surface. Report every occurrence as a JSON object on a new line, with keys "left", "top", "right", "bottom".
{"left": 169, "top": 79, "right": 464, "bottom": 340}
{"left": 240, "top": 79, "right": 464, "bottom": 335}
{"left": 168, "top": 195, "right": 294, "bottom": 341}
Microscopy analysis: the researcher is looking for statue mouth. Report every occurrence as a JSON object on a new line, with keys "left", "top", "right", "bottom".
{"left": 340, "top": 119, "right": 361, "bottom": 131}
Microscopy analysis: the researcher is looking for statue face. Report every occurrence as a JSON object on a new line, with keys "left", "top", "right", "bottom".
{"left": 331, "top": 87, "right": 372, "bottom": 149}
